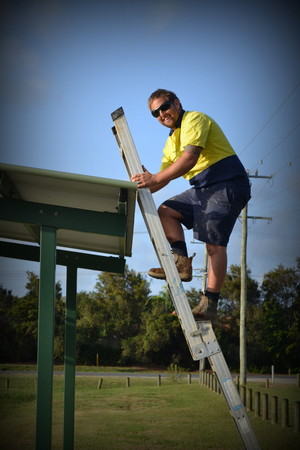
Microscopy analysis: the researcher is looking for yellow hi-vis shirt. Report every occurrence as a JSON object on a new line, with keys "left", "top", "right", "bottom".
{"left": 160, "top": 111, "right": 237, "bottom": 182}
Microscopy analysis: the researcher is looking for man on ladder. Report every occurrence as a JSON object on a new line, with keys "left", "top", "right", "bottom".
{"left": 131, "top": 88, "right": 251, "bottom": 323}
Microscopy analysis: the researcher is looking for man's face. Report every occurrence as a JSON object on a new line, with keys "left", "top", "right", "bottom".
{"left": 149, "top": 96, "right": 182, "bottom": 129}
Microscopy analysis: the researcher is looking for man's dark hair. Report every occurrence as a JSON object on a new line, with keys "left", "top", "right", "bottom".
{"left": 148, "top": 89, "right": 179, "bottom": 106}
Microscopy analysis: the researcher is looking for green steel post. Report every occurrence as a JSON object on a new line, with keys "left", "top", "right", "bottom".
{"left": 63, "top": 265, "right": 77, "bottom": 450}
{"left": 35, "top": 226, "right": 57, "bottom": 450}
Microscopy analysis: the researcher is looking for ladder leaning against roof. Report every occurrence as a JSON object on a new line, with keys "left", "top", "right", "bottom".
{"left": 111, "top": 107, "right": 261, "bottom": 450}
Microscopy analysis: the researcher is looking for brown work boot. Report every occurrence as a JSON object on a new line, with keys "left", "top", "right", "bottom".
{"left": 192, "top": 295, "right": 218, "bottom": 323}
{"left": 148, "top": 253, "right": 195, "bottom": 282}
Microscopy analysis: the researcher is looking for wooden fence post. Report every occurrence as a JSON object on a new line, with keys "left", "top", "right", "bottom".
{"left": 126, "top": 377, "right": 130, "bottom": 388}
{"left": 199, "top": 371, "right": 204, "bottom": 385}
{"left": 271, "top": 396, "right": 278, "bottom": 424}
{"left": 157, "top": 375, "right": 161, "bottom": 386}
{"left": 262, "top": 393, "right": 269, "bottom": 420}
{"left": 97, "top": 378, "right": 103, "bottom": 390}
{"left": 294, "top": 401, "right": 300, "bottom": 433}
{"left": 214, "top": 376, "right": 218, "bottom": 393}
{"left": 282, "top": 398, "right": 289, "bottom": 428}
{"left": 246, "top": 388, "right": 253, "bottom": 411}
{"left": 255, "top": 391, "right": 261, "bottom": 417}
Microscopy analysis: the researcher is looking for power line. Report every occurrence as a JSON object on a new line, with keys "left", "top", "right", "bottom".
{"left": 249, "top": 122, "right": 299, "bottom": 173}
{"left": 251, "top": 177, "right": 299, "bottom": 207}
{"left": 271, "top": 155, "right": 300, "bottom": 177}
{"left": 239, "top": 82, "right": 300, "bottom": 157}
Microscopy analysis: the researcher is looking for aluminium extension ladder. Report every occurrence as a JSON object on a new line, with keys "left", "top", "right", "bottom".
{"left": 111, "top": 107, "right": 260, "bottom": 450}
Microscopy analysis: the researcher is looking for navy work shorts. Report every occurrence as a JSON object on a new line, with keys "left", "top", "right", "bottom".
{"left": 162, "top": 178, "right": 251, "bottom": 247}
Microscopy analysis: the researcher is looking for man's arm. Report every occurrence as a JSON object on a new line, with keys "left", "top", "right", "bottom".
{"left": 150, "top": 180, "right": 170, "bottom": 193}
{"left": 131, "top": 145, "right": 201, "bottom": 189}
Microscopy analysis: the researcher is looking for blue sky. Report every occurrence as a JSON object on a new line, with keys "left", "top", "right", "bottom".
{"left": 0, "top": 0, "right": 299, "bottom": 297}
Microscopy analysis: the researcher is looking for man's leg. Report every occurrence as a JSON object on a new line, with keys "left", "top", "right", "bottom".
{"left": 157, "top": 204, "right": 185, "bottom": 243}
{"left": 206, "top": 243, "right": 227, "bottom": 292}
{"left": 192, "top": 243, "right": 227, "bottom": 322}
{"left": 148, "top": 205, "right": 194, "bottom": 281}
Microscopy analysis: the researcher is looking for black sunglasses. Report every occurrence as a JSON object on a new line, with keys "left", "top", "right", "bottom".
{"left": 151, "top": 100, "right": 173, "bottom": 118}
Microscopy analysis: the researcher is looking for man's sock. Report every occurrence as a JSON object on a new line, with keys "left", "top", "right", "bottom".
{"left": 171, "top": 241, "right": 188, "bottom": 257}
{"left": 205, "top": 290, "right": 220, "bottom": 303}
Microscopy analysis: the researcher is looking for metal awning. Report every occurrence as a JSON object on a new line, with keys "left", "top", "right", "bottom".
{"left": 0, "top": 163, "right": 137, "bottom": 258}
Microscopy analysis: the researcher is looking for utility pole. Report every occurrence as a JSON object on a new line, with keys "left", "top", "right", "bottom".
{"left": 202, "top": 246, "right": 208, "bottom": 293}
{"left": 239, "top": 173, "right": 272, "bottom": 386}
{"left": 240, "top": 203, "right": 248, "bottom": 387}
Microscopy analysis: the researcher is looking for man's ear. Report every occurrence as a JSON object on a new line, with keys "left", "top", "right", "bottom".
{"left": 174, "top": 98, "right": 181, "bottom": 109}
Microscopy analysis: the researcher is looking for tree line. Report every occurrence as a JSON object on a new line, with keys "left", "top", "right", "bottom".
{"left": 0, "top": 259, "right": 299, "bottom": 372}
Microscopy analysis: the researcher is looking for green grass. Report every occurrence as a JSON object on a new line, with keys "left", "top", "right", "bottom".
{"left": 0, "top": 363, "right": 163, "bottom": 373}
{"left": 0, "top": 373, "right": 299, "bottom": 450}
